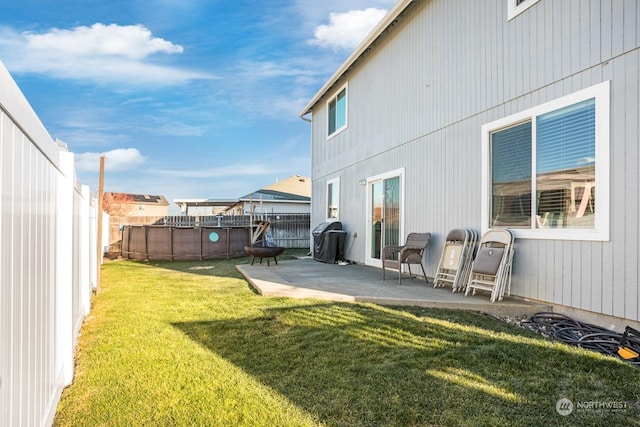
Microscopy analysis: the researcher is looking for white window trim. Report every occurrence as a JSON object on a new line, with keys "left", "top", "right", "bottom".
{"left": 481, "top": 80, "right": 610, "bottom": 241}
{"left": 326, "top": 177, "right": 340, "bottom": 221}
{"left": 507, "top": 0, "right": 540, "bottom": 21}
{"left": 326, "top": 83, "right": 348, "bottom": 140}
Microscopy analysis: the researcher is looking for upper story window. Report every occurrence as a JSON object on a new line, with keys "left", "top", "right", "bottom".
{"left": 327, "top": 84, "right": 347, "bottom": 138}
{"left": 507, "top": 0, "right": 540, "bottom": 20}
{"left": 481, "top": 81, "right": 610, "bottom": 241}
{"left": 327, "top": 177, "right": 340, "bottom": 220}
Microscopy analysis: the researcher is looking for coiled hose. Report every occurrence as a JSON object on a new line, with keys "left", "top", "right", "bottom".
{"left": 520, "top": 312, "right": 640, "bottom": 366}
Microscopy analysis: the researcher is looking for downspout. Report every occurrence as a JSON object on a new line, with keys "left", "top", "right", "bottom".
{"left": 300, "top": 112, "right": 312, "bottom": 254}
{"left": 300, "top": 113, "right": 312, "bottom": 123}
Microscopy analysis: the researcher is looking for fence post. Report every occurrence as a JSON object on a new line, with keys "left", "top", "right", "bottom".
{"left": 56, "top": 151, "right": 75, "bottom": 387}
{"left": 96, "top": 156, "right": 104, "bottom": 292}
{"left": 170, "top": 226, "right": 174, "bottom": 261}
{"left": 144, "top": 225, "right": 149, "bottom": 261}
{"left": 79, "top": 185, "right": 91, "bottom": 316}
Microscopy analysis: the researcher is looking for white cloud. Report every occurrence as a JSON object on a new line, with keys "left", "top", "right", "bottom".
{"left": 235, "top": 60, "right": 317, "bottom": 80}
{"left": 75, "top": 148, "right": 146, "bottom": 172}
{"left": 308, "top": 8, "right": 388, "bottom": 51}
{"left": 27, "top": 23, "right": 183, "bottom": 59}
{"left": 0, "top": 23, "right": 215, "bottom": 85}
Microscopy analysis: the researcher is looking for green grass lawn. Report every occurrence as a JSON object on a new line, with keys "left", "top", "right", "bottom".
{"left": 54, "top": 253, "right": 640, "bottom": 426}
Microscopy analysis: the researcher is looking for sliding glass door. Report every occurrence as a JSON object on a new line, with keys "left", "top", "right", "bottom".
{"left": 366, "top": 170, "right": 403, "bottom": 267}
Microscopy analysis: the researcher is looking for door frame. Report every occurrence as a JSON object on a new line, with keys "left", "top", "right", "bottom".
{"left": 365, "top": 168, "right": 405, "bottom": 268}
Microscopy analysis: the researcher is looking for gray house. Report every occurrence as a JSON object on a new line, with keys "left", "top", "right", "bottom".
{"left": 300, "top": 0, "right": 640, "bottom": 328}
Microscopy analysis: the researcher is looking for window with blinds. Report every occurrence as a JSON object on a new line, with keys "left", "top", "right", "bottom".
{"left": 536, "top": 99, "right": 595, "bottom": 228}
{"left": 491, "top": 121, "right": 532, "bottom": 227}
{"left": 482, "top": 81, "right": 609, "bottom": 241}
{"left": 490, "top": 99, "right": 595, "bottom": 229}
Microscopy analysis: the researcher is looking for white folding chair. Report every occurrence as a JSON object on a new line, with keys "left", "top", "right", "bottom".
{"left": 433, "top": 229, "right": 477, "bottom": 292}
{"left": 465, "top": 229, "right": 514, "bottom": 302}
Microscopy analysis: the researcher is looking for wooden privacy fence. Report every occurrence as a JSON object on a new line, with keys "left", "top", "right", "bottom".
{"left": 112, "top": 213, "right": 310, "bottom": 256}
{"left": 161, "top": 213, "right": 311, "bottom": 248}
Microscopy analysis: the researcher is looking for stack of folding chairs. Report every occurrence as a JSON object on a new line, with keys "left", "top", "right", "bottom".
{"left": 433, "top": 229, "right": 478, "bottom": 293}
{"left": 465, "top": 229, "right": 515, "bottom": 303}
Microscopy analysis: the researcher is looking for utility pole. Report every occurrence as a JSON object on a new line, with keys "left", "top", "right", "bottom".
{"left": 96, "top": 155, "right": 105, "bottom": 293}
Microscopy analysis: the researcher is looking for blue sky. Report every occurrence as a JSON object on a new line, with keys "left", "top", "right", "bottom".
{"left": 0, "top": 0, "right": 394, "bottom": 213}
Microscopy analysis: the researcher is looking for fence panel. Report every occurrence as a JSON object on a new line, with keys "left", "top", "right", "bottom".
{"left": 0, "top": 61, "right": 97, "bottom": 427}
{"left": 266, "top": 214, "right": 311, "bottom": 248}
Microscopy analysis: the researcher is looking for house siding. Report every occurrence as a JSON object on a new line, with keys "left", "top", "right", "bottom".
{"left": 308, "top": 0, "right": 640, "bottom": 323}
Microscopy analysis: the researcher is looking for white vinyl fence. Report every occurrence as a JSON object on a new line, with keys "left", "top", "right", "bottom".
{"left": 0, "top": 61, "right": 98, "bottom": 426}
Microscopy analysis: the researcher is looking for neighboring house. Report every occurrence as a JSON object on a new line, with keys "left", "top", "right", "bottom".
{"left": 174, "top": 175, "right": 311, "bottom": 216}
{"left": 263, "top": 174, "right": 312, "bottom": 198}
{"left": 300, "top": 0, "right": 640, "bottom": 328}
{"left": 174, "top": 199, "right": 237, "bottom": 216}
{"left": 103, "top": 192, "right": 170, "bottom": 217}
{"left": 103, "top": 192, "right": 170, "bottom": 255}
{"left": 225, "top": 175, "right": 312, "bottom": 215}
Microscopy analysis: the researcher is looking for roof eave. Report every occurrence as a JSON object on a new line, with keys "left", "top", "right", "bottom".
{"left": 298, "top": 0, "right": 415, "bottom": 118}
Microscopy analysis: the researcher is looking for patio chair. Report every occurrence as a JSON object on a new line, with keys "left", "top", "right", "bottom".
{"left": 465, "top": 229, "right": 515, "bottom": 302}
{"left": 433, "top": 228, "right": 478, "bottom": 292}
{"left": 382, "top": 232, "right": 431, "bottom": 284}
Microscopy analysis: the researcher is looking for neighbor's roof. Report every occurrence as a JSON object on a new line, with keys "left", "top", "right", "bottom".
{"left": 174, "top": 199, "right": 238, "bottom": 207}
{"left": 173, "top": 176, "right": 310, "bottom": 208}
{"left": 263, "top": 175, "right": 311, "bottom": 198}
{"left": 238, "top": 189, "right": 310, "bottom": 203}
{"left": 238, "top": 175, "right": 311, "bottom": 202}
{"left": 299, "top": 0, "right": 416, "bottom": 117}
{"left": 106, "top": 192, "right": 169, "bottom": 206}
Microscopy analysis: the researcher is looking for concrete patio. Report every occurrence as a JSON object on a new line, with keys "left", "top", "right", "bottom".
{"left": 237, "top": 257, "right": 551, "bottom": 318}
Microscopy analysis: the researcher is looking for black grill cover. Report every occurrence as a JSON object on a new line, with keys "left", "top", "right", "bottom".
{"left": 313, "top": 222, "right": 346, "bottom": 263}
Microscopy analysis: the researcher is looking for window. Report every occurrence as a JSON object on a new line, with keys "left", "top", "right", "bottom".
{"left": 481, "top": 81, "right": 610, "bottom": 241}
{"left": 507, "top": 0, "right": 540, "bottom": 20}
{"left": 327, "top": 177, "right": 340, "bottom": 220}
{"left": 327, "top": 84, "right": 347, "bottom": 138}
